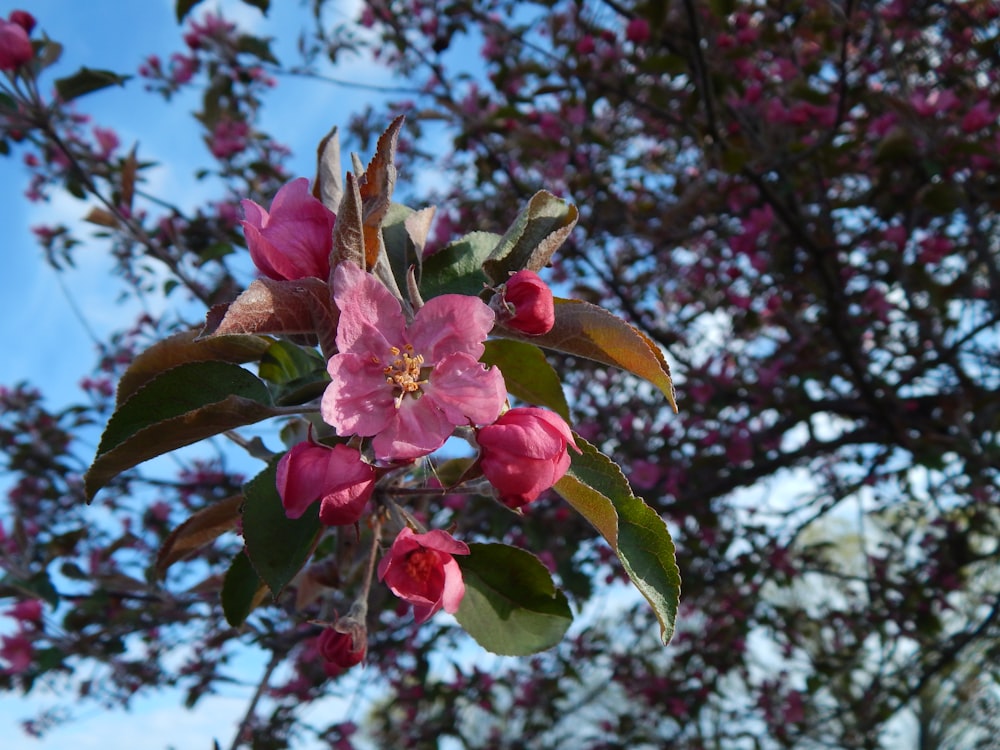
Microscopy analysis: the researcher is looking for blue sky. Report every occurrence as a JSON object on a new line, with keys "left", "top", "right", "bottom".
{"left": 0, "top": 1, "right": 407, "bottom": 746}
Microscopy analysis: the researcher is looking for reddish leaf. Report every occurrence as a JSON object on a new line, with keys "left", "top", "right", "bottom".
{"left": 203, "top": 277, "right": 338, "bottom": 358}
{"left": 331, "top": 172, "right": 365, "bottom": 272}
{"left": 313, "top": 125, "right": 343, "bottom": 214}
{"left": 155, "top": 494, "right": 243, "bottom": 578}
{"left": 501, "top": 298, "right": 677, "bottom": 410}
{"left": 84, "top": 207, "right": 119, "bottom": 228}
{"left": 120, "top": 145, "right": 138, "bottom": 214}
{"left": 359, "top": 116, "right": 404, "bottom": 268}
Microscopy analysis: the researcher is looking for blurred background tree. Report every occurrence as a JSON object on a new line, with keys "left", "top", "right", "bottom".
{"left": 2, "top": 0, "right": 997, "bottom": 747}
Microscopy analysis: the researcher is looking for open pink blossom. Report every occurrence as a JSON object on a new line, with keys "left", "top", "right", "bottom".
{"left": 241, "top": 177, "right": 336, "bottom": 281}
{"left": 322, "top": 262, "right": 506, "bottom": 462}
{"left": 378, "top": 527, "right": 470, "bottom": 623}
{"left": 477, "top": 407, "right": 580, "bottom": 509}
{"left": 276, "top": 441, "right": 376, "bottom": 526}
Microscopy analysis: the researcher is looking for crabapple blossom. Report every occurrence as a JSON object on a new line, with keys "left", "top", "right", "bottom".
{"left": 477, "top": 407, "right": 579, "bottom": 509}
{"left": 0, "top": 14, "right": 33, "bottom": 71}
{"left": 240, "top": 177, "right": 336, "bottom": 280}
{"left": 377, "top": 527, "right": 469, "bottom": 623}
{"left": 491, "top": 269, "right": 555, "bottom": 335}
{"left": 276, "top": 441, "right": 375, "bottom": 526}
{"left": 323, "top": 262, "right": 506, "bottom": 462}
{"left": 318, "top": 625, "right": 366, "bottom": 675}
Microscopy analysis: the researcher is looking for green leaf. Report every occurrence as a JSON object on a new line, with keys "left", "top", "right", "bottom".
{"left": 235, "top": 34, "right": 278, "bottom": 65}
{"left": 55, "top": 68, "right": 130, "bottom": 102}
{"left": 222, "top": 549, "right": 266, "bottom": 627}
{"left": 482, "top": 191, "right": 578, "bottom": 283}
{"left": 482, "top": 339, "right": 570, "bottom": 422}
{"left": 505, "top": 298, "right": 677, "bottom": 410}
{"left": 420, "top": 231, "right": 500, "bottom": 299}
{"left": 554, "top": 437, "right": 680, "bottom": 645}
{"left": 175, "top": 0, "right": 204, "bottom": 22}
{"left": 242, "top": 461, "right": 322, "bottom": 596}
{"left": 258, "top": 339, "right": 328, "bottom": 405}
{"left": 455, "top": 543, "right": 572, "bottom": 656}
{"left": 381, "top": 202, "right": 417, "bottom": 296}
{"left": 240, "top": 0, "right": 270, "bottom": 14}
{"left": 0, "top": 571, "right": 60, "bottom": 607}
{"left": 85, "top": 362, "right": 277, "bottom": 502}
{"left": 116, "top": 329, "right": 271, "bottom": 406}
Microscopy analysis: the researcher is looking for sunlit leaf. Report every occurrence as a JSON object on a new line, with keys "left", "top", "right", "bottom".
{"left": 420, "top": 231, "right": 500, "bottom": 299}
{"left": 359, "top": 115, "right": 403, "bottom": 269}
{"left": 456, "top": 543, "right": 572, "bottom": 655}
{"left": 258, "top": 339, "right": 329, "bottom": 405}
{"left": 482, "top": 191, "right": 578, "bottom": 282}
{"left": 554, "top": 436, "right": 680, "bottom": 645}
{"left": 85, "top": 362, "right": 277, "bottom": 502}
{"left": 503, "top": 298, "right": 677, "bottom": 410}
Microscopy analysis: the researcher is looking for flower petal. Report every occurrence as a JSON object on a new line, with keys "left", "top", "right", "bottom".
{"left": 439, "top": 555, "right": 466, "bottom": 614}
{"left": 370, "top": 396, "right": 455, "bottom": 461}
{"left": 333, "top": 262, "right": 406, "bottom": 355}
{"left": 424, "top": 353, "right": 506, "bottom": 426}
{"left": 323, "top": 353, "right": 396, "bottom": 437}
{"left": 407, "top": 294, "right": 495, "bottom": 362}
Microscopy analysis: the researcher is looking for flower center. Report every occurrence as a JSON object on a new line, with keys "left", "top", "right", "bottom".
{"left": 404, "top": 548, "right": 436, "bottom": 582}
{"left": 383, "top": 344, "right": 427, "bottom": 407}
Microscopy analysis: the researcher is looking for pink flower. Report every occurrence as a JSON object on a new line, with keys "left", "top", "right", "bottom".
{"left": 209, "top": 118, "right": 249, "bottom": 159}
{"left": 277, "top": 442, "right": 376, "bottom": 526}
{"left": 0, "top": 633, "right": 32, "bottom": 674}
{"left": 0, "top": 15, "right": 33, "bottom": 71}
{"left": 962, "top": 100, "right": 995, "bottom": 133}
{"left": 377, "top": 527, "right": 470, "bottom": 623}
{"left": 8, "top": 10, "right": 34, "bottom": 33}
{"left": 492, "top": 270, "right": 555, "bottom": 335}
{"left": 8, "top": 599, "right": 43, "bottom": 623}
{"left": 625, "top": 17, "right": 651, "bottom": 45}
{"left": 477, "top": 407, "right": 580, "bottom": 509}
{"left": 323, "top": 262, "right": 506, "bottom": 462}
{"left": 241, "top": 178, "right": 336, "bottom": 281}
{"left": 317, "top": 625, "right": 366, "bottom": 675}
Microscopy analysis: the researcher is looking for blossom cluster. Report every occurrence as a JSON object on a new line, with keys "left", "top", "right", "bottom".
{"left": 241, "top": 179, "right": 579, "bottom": 672}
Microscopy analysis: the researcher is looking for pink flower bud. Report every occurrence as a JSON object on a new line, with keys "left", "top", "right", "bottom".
{"left": 0, "top": 17, "right": 33, "bottom": 71}
{"left": 477, "top": 407, "right": 580, "bottom": 509}
{"left": 318, "top": 624, "right": 366, "bottom": 675}
{"left": 377, "top": 527, "right": 470, "bottom": 623}
{"left": 493, "top": 270, "right": 555, "bottom": 335}
{"left": 8, "top": 10, "right": 34, "bottom": 33}
{"left": 241, "top": 178, "right": 336, "bottom": 281}
{"left": 625, "top": 17, "right": 651, "bottom": 45}
{"left": 276, "top": 442, "right": 376, "bottom": 526}
{"left": 8, "top": 599, "right": 43, "bottom": 623}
